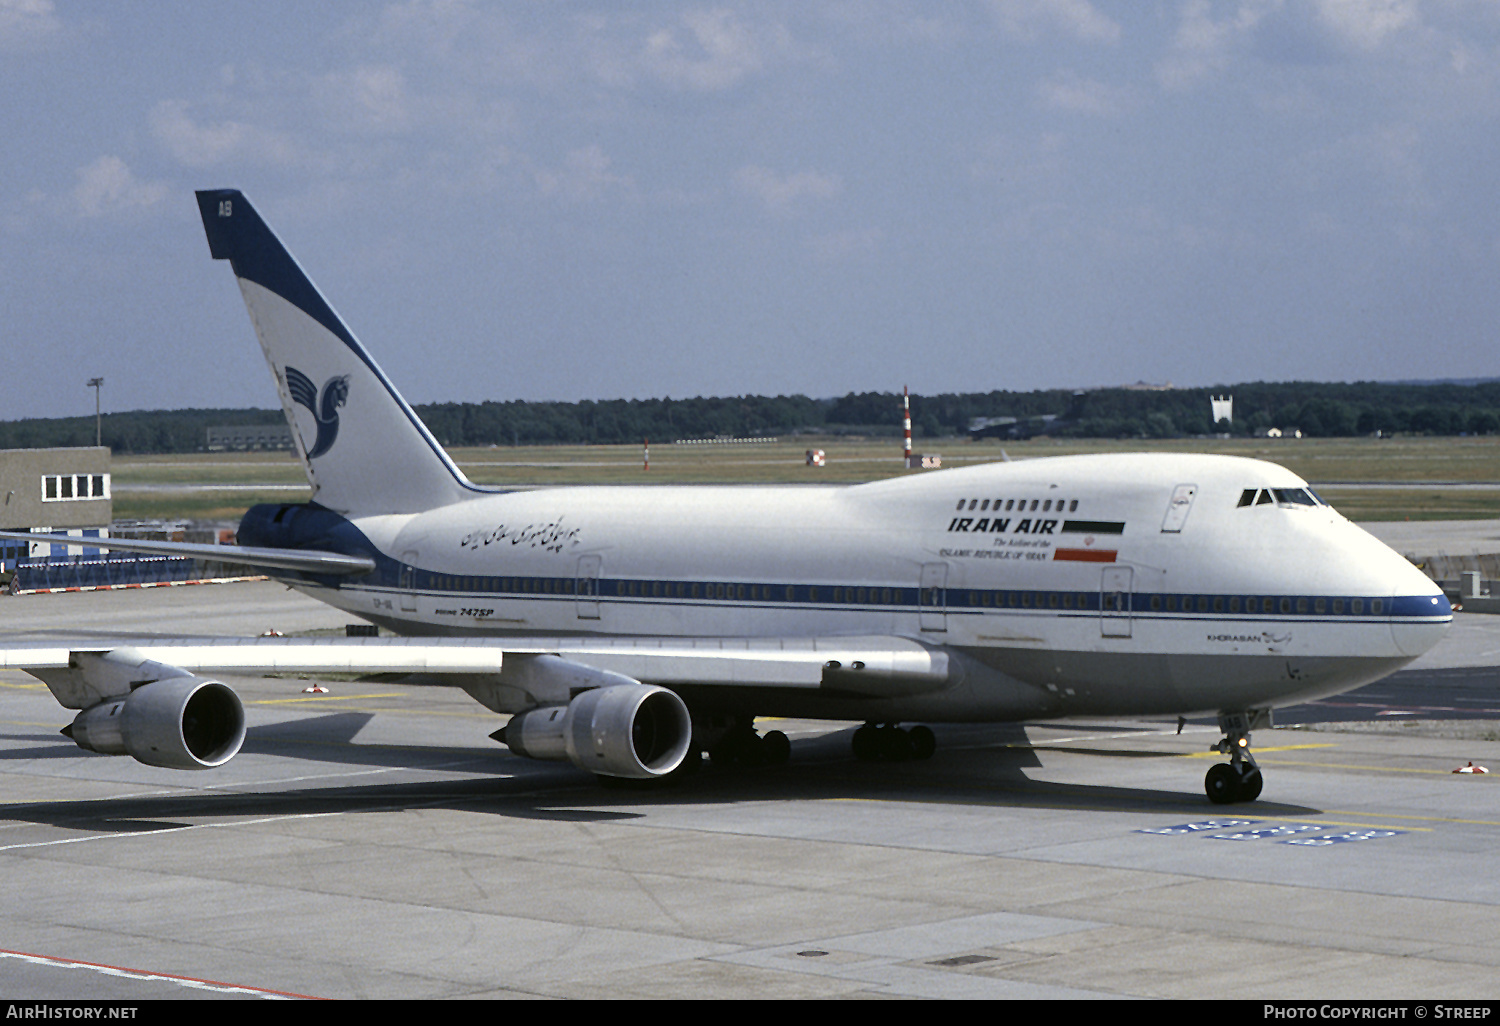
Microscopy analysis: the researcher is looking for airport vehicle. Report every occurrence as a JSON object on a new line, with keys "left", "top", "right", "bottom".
{"left": 0, "top": 191, "right": 1452, "bottom": 804}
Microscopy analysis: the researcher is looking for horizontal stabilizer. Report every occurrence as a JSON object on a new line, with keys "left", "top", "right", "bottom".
{"left": 0, "top": 530, "right": 375, "bottom": 577}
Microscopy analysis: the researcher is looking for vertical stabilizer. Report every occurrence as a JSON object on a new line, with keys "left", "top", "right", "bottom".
{"left": 196, "top": 189, "right": 474, "bottom": 515}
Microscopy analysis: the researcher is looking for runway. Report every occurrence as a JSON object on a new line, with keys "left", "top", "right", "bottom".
{"left": 1, "top": 582, "right": 1497, "bottom": 999}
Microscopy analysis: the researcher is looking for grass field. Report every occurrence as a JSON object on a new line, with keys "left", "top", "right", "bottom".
{"left": 108, "top": 435, "right": 1500, "bottom": 523}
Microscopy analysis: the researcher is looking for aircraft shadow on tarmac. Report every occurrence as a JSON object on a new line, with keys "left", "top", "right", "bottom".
{"left": 0, "top": 716, "right": 1324, "bottom": 837}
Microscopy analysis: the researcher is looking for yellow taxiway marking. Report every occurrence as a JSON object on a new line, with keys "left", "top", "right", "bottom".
{"left": 1259, "top": 756, "right": 1500, "bottom": 777}
{"left": 1181, "top": 743, "right": 1337, "bottom": 758}
{"left": 1319, "top": 809, "right": 1500, "bottom": 828}
{"left": 1219, "top": 815, "right": 1432, "bottom": 832}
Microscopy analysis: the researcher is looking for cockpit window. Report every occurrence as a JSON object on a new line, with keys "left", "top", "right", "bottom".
{"left": 1239, "top": 487, "right": 1321, "bottom": 508}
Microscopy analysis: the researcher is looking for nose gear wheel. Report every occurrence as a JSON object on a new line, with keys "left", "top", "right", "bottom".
{"left": 1205, "top": 710, "right": 1268, "bottom": 804}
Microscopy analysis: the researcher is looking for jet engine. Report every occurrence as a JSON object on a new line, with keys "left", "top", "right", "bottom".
{"left": 499, "top": 684, "right": 692, "bottom": 779}
{"left": 64, "top": 676, "right": 247, "bottom": 770}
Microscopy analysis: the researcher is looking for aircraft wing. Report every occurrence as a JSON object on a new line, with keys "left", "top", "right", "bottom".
{"left": 0, "top": 634, "right": 954, "bottom": 711}
{"left": 0, "top": 530, "right": 376, "bottom": 576}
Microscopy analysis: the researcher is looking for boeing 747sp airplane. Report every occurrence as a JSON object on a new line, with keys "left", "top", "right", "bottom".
{"left": 0, "top": 190, "right": 1453, "bottom": 804}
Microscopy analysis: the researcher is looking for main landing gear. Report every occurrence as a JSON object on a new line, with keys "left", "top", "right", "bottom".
{"left": 851, "top": 722, "right": 937, "bottom": 762}
{"left": 1205, "top": 710, "right": 1268, "bottom": 804}
{"left": 707, "top": 720, "right": 791, "bottom": 768}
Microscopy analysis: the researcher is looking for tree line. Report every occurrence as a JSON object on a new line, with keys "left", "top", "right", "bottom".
{"left": 3, "top": 381, "right": 1499, "bottom": 454}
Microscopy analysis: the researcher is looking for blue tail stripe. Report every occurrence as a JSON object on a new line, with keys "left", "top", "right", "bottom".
{"left": 196, "top": 188, "right": 487, "bottom": 498}
{"left": 196, "top": 189, "right": 359, "bottom": 353}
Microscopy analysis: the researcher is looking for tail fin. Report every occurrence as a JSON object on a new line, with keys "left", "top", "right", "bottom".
{"left": 196, "top": 189, "right": 475, "bottom": 515}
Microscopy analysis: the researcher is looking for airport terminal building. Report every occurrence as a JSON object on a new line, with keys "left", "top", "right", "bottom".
{"left": 0, "top": 447, "right": 112, "bottom": 562}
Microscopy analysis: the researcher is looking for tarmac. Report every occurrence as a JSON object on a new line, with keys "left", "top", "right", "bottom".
{"left": 1, "top": 551, "right": 1498, "bottom": 1000}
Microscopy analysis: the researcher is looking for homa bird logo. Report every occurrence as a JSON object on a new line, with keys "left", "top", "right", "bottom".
{"left": 283, "top": 366, "right": 350, "bottom": 458}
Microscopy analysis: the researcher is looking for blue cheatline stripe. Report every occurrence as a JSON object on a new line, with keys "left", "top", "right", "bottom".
{"left": 349, "top": 567, "right": 1451, "bottom": 621}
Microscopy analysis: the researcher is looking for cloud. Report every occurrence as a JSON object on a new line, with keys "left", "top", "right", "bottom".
{"left": 1036, "top": 69, "right": 1128, "bottom": 115}
{"left": 808, "top": 226, "right": 883, "bottom": 262}
{"left": 0, "top": 0, "right": 60, "bottom": 48}
{"left": 149, "top": 99, "right": 302, "bottom": 169}
{"left": 314, "top": 65, "right": 413, "bottom": 134}
{"left": 733, "top": 165, "right": 841, "bottom": 213}
{"left": 642, "top": 8, "right": 779, "bottom": 90}
{"left": 1313, "top": 0, "right": 1418, "bottom": 51}
{"left": 71, "top": 156, "right": 168, "bottom": 218}
{"left": 1155, "top": 0, "right": 1274, "bottom": 90}
{"left": 987, "top": 0, "right": 1121, "bottom": 44}
{"left": 534, "top": 145, "right": 629, "bottom": 202}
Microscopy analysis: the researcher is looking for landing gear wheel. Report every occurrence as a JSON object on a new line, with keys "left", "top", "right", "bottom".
{"left": 1205, "top": 710, "right": 1268, "bottom": 804}
{"left": 708, "top": 721, "right": 790, "bottom": 769}
{"left": 1236, "top": 765, "right": 1263, "bottom": 802}
{"left": 1206, "top": 763, "right": 1241, "bottom": 804}
{"left": 852, "top": 723, "right": 934, "bottom": 762}
{"left": 761, "top": 729, "right": 791, "bottom": 766}
{"left": 852, "top": 724, "right": 881, "bottom": 761}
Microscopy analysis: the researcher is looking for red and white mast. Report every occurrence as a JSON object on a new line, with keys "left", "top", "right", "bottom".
{"left": 902, "top": 386, "right": 913, "bottom": 467}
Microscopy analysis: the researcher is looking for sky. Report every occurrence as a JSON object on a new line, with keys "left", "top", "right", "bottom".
{"left": 3, "top": 1, "right": 1500, "bottom": 422}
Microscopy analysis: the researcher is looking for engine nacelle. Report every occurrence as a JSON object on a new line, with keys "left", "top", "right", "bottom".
{"left": 66, "top": 676, "right": 247, "bottom": 770}
{"left": 500, "top": 684, "right": 692, "bottom": 779}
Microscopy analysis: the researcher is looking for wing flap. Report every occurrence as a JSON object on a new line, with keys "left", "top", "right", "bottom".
{"left": 1, "top": 635, "right": 954, "bottom": 708}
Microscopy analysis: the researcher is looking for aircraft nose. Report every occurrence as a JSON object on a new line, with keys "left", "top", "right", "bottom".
{"left": 1391, "top": 593, "right": 1452, "bottom": 657}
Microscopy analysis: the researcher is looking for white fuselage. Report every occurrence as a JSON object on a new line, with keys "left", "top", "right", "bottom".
{"left": 288, "top": 453, "right": 1450, "bottom": 722}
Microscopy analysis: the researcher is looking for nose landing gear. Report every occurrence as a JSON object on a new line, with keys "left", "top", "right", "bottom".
{"left": 1206, "top": 710, "right": 1269, "bottom": 804}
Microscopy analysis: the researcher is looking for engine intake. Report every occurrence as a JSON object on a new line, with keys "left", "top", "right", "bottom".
{"left": 65, "top": 676, "right": 247, "bottom": 770}
{"left": 500, "top": 684, "right": 692, "bottom": 779}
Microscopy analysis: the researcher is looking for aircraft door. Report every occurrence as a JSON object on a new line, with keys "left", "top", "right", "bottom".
{"left": 1161, "top": 484, "right": 1198, "bottom": 533}
{"left": 920, "top": 562, "right": 947, "bottom": 632}
{"left": 1101, "top": 565, "right": 1133, "bottom": 638}
{"left": 576, "top": 554, "right": 602, "bottom": 620}
{"left": 399, "top": 550, "right": 418, "bottom": 612}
